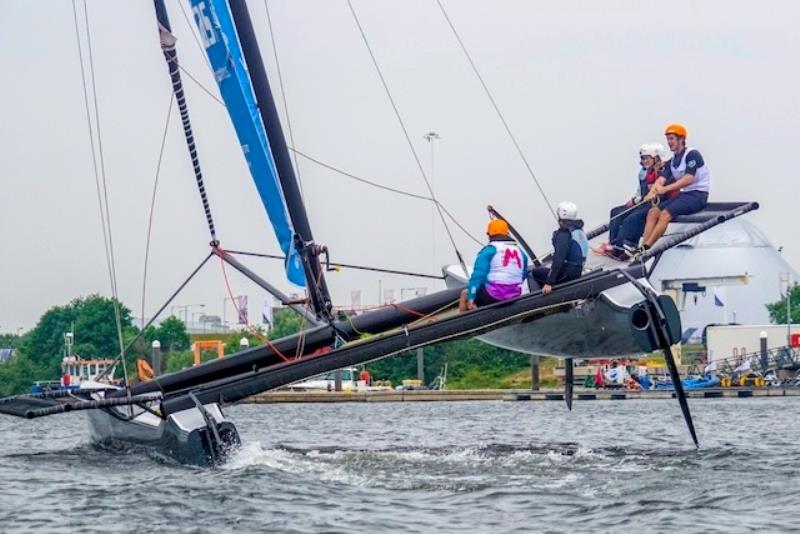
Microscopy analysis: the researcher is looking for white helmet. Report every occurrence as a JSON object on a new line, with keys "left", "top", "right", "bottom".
{"left": 655, "top": 144, "right": 671, "bottom": 163}
{"left": 556, "top": 201, "right": 578, "bottom": 220}
{"left": 638, "top": 143, "right": 660, "bottom": 158}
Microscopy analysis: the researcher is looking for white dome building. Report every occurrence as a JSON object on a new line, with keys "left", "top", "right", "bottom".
{"left": 648, "top": 218, "right": 798, "bottom": 331}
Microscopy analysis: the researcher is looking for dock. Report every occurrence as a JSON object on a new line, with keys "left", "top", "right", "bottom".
{"left": 245, "top": 387, "right": 800, "bottom": 404}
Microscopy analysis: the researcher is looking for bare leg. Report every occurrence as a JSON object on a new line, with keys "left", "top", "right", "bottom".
{"left": 643, "top": 210, "right": 673, "bottom": 247}
{"left": 641, "top": 207, "right": 662, "bottom": 246}
{"left": 459, "top": 289, "right": 469, "bottom": 312}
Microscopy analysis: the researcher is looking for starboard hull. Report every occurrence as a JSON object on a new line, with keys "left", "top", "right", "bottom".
{"left": 443, "top": 265, "right": 652, "bottom": 358}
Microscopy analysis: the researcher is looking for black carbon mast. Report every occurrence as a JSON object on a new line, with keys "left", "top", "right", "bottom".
{"left": 228, "top": 0, "right": 334, "bottom": 322}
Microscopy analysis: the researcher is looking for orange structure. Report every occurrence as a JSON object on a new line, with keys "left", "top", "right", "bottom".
{"left": 193, "top": 340, "right": 225, "bottom": 366}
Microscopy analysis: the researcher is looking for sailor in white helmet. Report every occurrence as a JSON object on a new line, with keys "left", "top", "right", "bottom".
{"left": 640, "top": 123, "right": 711, "bottom": 251}
{"left": 530, "top": 202, "right": 588, "bottom": 295}
{"left": 593, "top": 143, "right": 671, "bottom": 260}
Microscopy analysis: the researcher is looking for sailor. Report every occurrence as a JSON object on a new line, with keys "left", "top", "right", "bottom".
{"left": 639, "top": 123, "right": 711, "bottom": 251}
{"left": 459, "top": 219, "right": 529, "bottom": 311}
{"left": 530, "top": 202, "right": 588, "bottom": 294}
{"left": 599, "top": 143, "right": 673, "bottom": 261}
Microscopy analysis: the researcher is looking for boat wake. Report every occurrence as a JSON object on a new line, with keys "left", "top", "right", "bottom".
{"left": 221, "top": 441, "right": 690, "bottom": 491}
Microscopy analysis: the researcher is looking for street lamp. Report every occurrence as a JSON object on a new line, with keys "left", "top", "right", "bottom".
{"left": 170, "top": 304, "right": 205, "bottom": 325}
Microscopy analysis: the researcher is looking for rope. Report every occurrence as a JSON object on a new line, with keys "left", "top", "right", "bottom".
{"left": 434, "top": 0, "right": 556, "bottom": 220}
{"left": 72, "top": 0, "right": 129, "bottom": 386}
{"left": 338, "top": 297, "right": 460, "bottom": 347}
{"left": 340, "top": 297, "right": 573, "bottom": 350}
{"left": 217, "top": 251, "right": 290, "bottom": 362}
{"left": 408, "top": 299, "right": 460, "bottom": 327}
{"left": 346, "top": 0, "right": 469, "bottom": 273}
{"left": 263, "top": 0, "right": 304, "bottom": 198}
{"left": 225, "top": 249, "right": 445, "bottom": 280}
{"left": 389, "top": 303, "right": 427, "bottom": 318}
{"left": 291, "top": 147, "right": 482, "bottom": 247}
{"left": 165, "top": 6, "right": 481, "bottom": 248}
{"left": 141, "top": 94, "right": 175, "bottom": 329}
{"left": 157, "top": 22, "right": 218, "bottom": 242}
{"left": 177, "top": 0, "right": 212, "bottom": 72}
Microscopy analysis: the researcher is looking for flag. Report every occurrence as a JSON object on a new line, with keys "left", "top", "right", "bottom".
{"left": 262, "top": 296, "right": 273, "bottom": 328}
{"left": 703, "top": 361, "right": 718, "bottom": 374}
{"left": 734, "top": 360, "right": 751, "bottom": 373}
{"left": 237, "top": 295, "right": 248, "bottom": 324}
{"left": 713, "top": 286, "right": 726, "bottom": 307}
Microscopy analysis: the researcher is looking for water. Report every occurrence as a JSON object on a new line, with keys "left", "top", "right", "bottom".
{"left": 1, "top": 398, "right": 799, "bottom": 533}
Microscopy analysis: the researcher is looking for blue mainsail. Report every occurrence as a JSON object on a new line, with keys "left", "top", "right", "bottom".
{"left": 189, "top": 0, "right": 305, "bottom": 286}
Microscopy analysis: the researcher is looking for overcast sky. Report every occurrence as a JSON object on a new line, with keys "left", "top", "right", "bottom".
{"left": 1, "top": 0, "right": 798, "bottom": 333}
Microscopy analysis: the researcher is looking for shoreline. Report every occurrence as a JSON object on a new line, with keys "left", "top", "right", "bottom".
{"left": 244, "top": 387, "right": 800, "bottom": 404}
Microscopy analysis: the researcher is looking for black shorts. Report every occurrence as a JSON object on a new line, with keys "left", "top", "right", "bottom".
{"left": 660, "top": 190, "right": 708, "bottom": 218}
{"left": 475, "top": 285, "right": 500, "bottom": 307}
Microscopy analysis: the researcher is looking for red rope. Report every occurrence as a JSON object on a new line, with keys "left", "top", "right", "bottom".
{"left": 389, "top": 303, "right": 427, "bottom": 318}
{"left": 217, "top": 247, "right": 290, "bottom": 362}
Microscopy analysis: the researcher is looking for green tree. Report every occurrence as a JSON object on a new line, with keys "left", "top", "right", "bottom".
{"left": 164, "top": 350, "right": 194, "bottom": 373}
{"left": 72, "top": 296, "right": 133, "bottom": 358}
{"left": 0, "top": 334, "right": 22, "bottom": 349}
{"left": 766, "top": 284, "right": 800, "bottom": 324}
{"left": 0, "top": 295, "right": 136, "bottom": 395}
{"left": 220, "top": 329, "right": 264, "bottom": 353}
{"left": 268, "top": 309, "right": 304, "bottom": 339}
{"left": 366, "top": 338, "right": 531, "bottom": 388}
{"left": 19, "top": 303, "right": 76, "bottom": 375}
{"left": 148, "top": 315, "right": 190, "bottom": 352}
{"left": 0, "top": 353, "right": 43, "bottom": 397}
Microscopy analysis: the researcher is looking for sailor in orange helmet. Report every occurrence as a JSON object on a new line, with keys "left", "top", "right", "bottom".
{"left": 459, "top": 219, "right": 529, "bottom": 312}
{"left": 639, "top": 123, "right": 711, "bottom": 252}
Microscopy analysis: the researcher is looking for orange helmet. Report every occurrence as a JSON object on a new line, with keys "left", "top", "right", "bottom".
{"left": 487, "top": 219, "right": 510, "bottom": 237}
{"left": 664, "top": 123, "right": 688, "bottom": 138}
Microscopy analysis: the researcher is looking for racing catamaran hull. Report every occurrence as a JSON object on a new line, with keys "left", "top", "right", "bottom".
{"left": 443, "top": 266, "right": 652, "bottom": 358}
{"left": 444, "top": 201, "right": 760, "bottom": 358}
{"left": 86, "top": 400, "right": 239, "bottom": 466}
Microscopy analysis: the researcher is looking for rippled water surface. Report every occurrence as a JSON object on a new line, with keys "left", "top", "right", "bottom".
{"left": 2, "top": 398, "right": 799, "bottom": 532}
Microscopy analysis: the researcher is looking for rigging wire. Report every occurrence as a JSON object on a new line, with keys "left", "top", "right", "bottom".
{"left": 263, "top": 0, "right": 304, "bottom": 198}
{"left": 95, "top": 252, "right": 216, "bottom": 383}
{"left": 153, "top": 12, "right": 482, "bottom": 248}
{"left": 72, "top": 0, "right": 129, "bottom": 385}
{"left": 345, "top": 0, "right": 469, "bottom": 273}
{"left": 217, "top": 253, "right": 291, "bottom": 361}
{"left": 176, "top": 0, "right": 212, "bottom": 72}
{"left": 290, "top": 148, "right": 482, "bottom": 246}
{"left": 434, "top": 0, "right": 557, "bottom": 220}
{"left": 225, "top": 249, "right": 445, "bottom": 280}
{"left": 140, "top": 94, "right": 175, "bottom": 329}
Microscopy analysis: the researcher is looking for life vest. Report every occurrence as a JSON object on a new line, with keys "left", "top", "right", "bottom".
{"left": 638, "top": 167, "right": 677, "bottom": 200}
{"left": 486, "top": 241, "right": 526, "bottom": 285}
{"left": 636, "top": 167, "right": 648, "bottom": 199}
{"left": 554, "top": 227, "right": 588, "bottom": 267}
{"left": 669, "top": 147, "right": 711, "bottom": 193}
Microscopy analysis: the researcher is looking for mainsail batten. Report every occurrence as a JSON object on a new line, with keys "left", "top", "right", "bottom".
{"left": 189, "top": 0, "right": 305, "bottom": 286}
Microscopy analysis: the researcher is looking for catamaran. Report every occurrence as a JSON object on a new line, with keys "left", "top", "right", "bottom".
{"left": 0, "top": 0, "right": 758, "bottom": 465}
